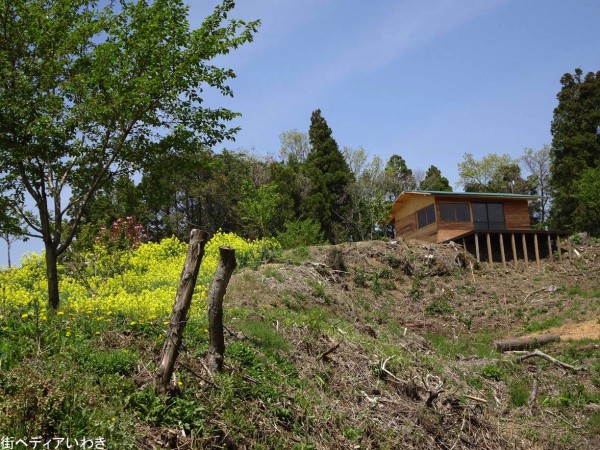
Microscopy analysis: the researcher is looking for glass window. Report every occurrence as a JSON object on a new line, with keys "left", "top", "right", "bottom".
{"left": 440, "top": 203, "right": 470, "bottom": 222}
{"left": 417, "top": 204, "right": 435, "bottom": 229}
{"left": 472, "top": 203, "right": 505, "bottom": 230}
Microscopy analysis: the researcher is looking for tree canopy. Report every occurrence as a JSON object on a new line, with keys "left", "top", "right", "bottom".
{"left": 550, "top": 68, "right": 600, "bottom": 233}
{"left": 0, "top": 0, "right": 259, "bottom": 308}
{"left": 303, "top": 109, "right": 354, "bottom": 243}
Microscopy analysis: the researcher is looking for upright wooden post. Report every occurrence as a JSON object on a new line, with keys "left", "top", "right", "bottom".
{"left": 547, "top": 234, "right": 553, "bottom": 261}
{"left": 207, "top": 246, "right": 237, "bottom": 373}
{"left": 511, "top": 233, "right": 518, "bottom": 266}
{"left": 556, "top": 235, "right": 562, "bottom": 261}
{"left": 486, "top": 233, "right": 493, "bottom": 264}
{"left": 499, "top": 233, "right": 506, "bottom": 268}
{"left": 534, "top": 234, "right": 540, "bottom": 267}
{"left": 462, "top": 238, "right": 467, "bottom": 253}
{"left": 156, "top": 230, "right": 207, "bottom": 394}
{"left": 522, "top": 234, "right": 529, "bottom": 267}
{"left": 567, "top": 236, "right": 573, "bottom": 260}
{"left": 475, "top": 233, "right": 480, "bottom": 262}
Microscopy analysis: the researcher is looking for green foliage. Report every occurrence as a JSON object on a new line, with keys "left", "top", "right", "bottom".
{"left": 420, "top": 165, "right": 452, "bottom": 192}
{"left": 458, "top": 153, "right": 532, "bottom": 193}
{"left": 508, "top": 379, "right": 529, "bottom": 407}
{"left": 239, "top": 181, "right": 285, "bottom": 238}
{"left": 524, "top": 316, "right": 562, "bottom": 333}
{"left": 550, "top": 68, "right": 600, "bottom": 233}
{"left": 0, "top": 0, "right": 260, "bottom": 309}
{"left": 303, "top": 109, "right": 355, "bottom": 243}
{"left": 481, "top": 364, "right": 503, "bottom": 381}
{"left": 424, "top": 297, "right": 453, "bottom": 316}
{"left": 573, "top": 165, "right": 600, "bottom": 234}
{"left": 276, "top": 219, "right": 326, "bottom": 249}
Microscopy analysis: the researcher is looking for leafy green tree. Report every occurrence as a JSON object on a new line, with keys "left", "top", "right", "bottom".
{"left": 550, "top": 68, "right": 600, "bottom": 231}
{"left": 239, "top": 181, "right": 285, "bottom": 238}
{"left": 279, "top": 130, "right": 310, "bottom": 164}
{"left": 276, "top": 219, "right": 325, "bottom": 249}
{"left": 303, "top": 110, "right": 354, "bottom": 243}
{"left": 0, "top": 0, "right": 259, "bottom": 309}
{"left": 383, "top": 154, "right": 416, "bottom": 200}
{"left": 573, "top": 166, "right": 600, "bottom": 235}
{"left": 420, "top": 165, "right": 452, "bottom": 191}
{"left": 458, "top": 153, "right": 529, "bottom": 193}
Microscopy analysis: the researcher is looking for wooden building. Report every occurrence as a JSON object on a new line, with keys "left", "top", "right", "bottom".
{"left": 388, "top": 191, "right": 570, "bottom": 267}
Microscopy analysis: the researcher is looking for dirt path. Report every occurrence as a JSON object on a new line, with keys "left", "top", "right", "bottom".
{"left": 538, "top": 319, "right": 600, "bottom": 340}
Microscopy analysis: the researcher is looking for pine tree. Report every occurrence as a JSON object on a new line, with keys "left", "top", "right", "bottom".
{"left": 302, "top": 110, "right": 354, "bottom": 243}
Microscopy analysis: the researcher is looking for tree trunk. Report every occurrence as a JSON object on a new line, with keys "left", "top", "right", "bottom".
{"left": 155, "top": 230, "right": 207, "bottom": 395}
{"left": 494, "top": 334, "right": 560, "bottom": 352}
{"left": 207, "top": 246, "right": 237, "bottom": 373}
{"left": 45, "top": 244, "right": 60, "bottom": 310}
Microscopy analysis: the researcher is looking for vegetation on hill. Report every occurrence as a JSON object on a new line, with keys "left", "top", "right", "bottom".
{"left": 1, "top": 236, "right": 599, "bottom": 449}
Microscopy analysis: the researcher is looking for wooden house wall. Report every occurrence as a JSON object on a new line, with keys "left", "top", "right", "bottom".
{"left": 503, "top": 200, "right": 531, "bottom": 230}
{"left": 393, "top": 196, "right": 438, "bottom": 243}
{"left": 392, "top": 195, "right": 533, "bottom": 243}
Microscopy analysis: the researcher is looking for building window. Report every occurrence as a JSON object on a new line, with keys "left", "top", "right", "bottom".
{"left": 417, "top": 204, "right": 436, "bottom": 228}
{"left": 440, "top": 203, "right": 471, "bottom": 222}
{"left": 472, "top": 203, "right": 505, "bottom": 230}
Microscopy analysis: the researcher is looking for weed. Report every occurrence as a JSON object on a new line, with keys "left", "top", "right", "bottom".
{"left": 508, "top": 379, "right": 529, "bottom": 406}
{"left": 481, "top": 364, "right": 503, "bottom": 381}
{"left": 410, "top": 277, "right": 423, "bottom": 301}
{"left": 524, "top": 316, "right": 562, "bottom": 333}
{"left": 425, "top": 297, "right": 452, "bottom": 317}
{"left": 353, "top": 268, "right": 368, "bottom": 288}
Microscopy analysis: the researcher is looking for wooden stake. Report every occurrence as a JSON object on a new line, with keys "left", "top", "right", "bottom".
{"left": 534, "top": 234, "right": 540, "bottom": 267}
{"left": 475, "top": 233, "right": 480, "bottom": 262}
{"left": 556, "top": 235, "right": 562, "bottom": 261}
{"left": 156, "top": 230, "right": 207, "bottom": 394}
{"left": 207, "top": 246, "right": 237, "bottom": 373}
{"left": 522, "top": 234, "right": 529, "bottom": 267}
{"left": 486, "top": 233, "right": 492, "bottom": 264}
{"left": 499, "top": 233, "right": 506, "bottom": 268}
{"left": 547, "top": 234, "right": 553, "bottom": 261}
{"left": 567, "top": 236, "right": 573, "bottom": 259}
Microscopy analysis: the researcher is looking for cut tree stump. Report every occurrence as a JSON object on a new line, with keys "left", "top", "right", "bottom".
{"left": 155, "top": 230, "right": 207, "bottom": 395}
{"left": 207, "top": 246, "right": 237, "bottom": 373}
{"left": 494, "top": 334, "right": 560, "bottom": 352}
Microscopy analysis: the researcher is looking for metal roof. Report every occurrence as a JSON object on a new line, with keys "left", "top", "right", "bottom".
{"left": 400, "top": 190, "right": 541, "bottom": 200}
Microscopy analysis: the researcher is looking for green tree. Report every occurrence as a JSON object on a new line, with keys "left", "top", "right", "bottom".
{"left": 573, "top": 166, "right": 600, "bottom": 235}
{"left": 383, "top": 154, "right": 416, "bottom": 200}
{"left": 303, "top": 109, "right": 354, "bottom": 243}
{"left": 419, "top": 165, "right": 452, "bottom": 191}
{"left": 458, "top": 153, "right": 527, "bottom": 193}
{"left": 279, "top": 130, "right": 310, "bottom": 164}
{"left": 0, "top": 0, "right": 259, "bottom": 309}
{"left": 239, "top": 181, "right": 285, "bottom": 238}
{"left": 550, "top": 68, "right": 600, "bottom": 231}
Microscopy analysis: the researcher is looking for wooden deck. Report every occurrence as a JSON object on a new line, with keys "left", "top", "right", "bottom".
{"left": 444, "top": 230, "right": 572, "bottom": 268}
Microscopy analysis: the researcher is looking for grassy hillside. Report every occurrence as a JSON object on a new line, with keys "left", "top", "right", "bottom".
{"left": 1, "top": 237, "right": 599, "bottom": 449}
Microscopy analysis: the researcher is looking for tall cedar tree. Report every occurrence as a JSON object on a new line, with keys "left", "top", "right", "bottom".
{"left": 550, "top": 68, "right": 600, "bottom": 232}
{"left": 0, "top": 0, "right": 258, "bottom": 309}
{"left": 303, "top": 110, "right": 354, "bottom": 243}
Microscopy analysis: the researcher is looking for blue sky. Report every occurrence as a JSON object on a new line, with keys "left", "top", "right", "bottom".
{"left": 2, "top": 0, "right": 600, "bottom": 266}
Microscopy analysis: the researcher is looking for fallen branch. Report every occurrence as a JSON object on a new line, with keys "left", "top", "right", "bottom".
{"left": 514, "top": 349, "right": 583, "bottom": 372}
{"left": 494, "top": 334, "right": 560, "bottom": 352}
{"left": 380, "top": 356, "right": 407, "bottom": 385}
{"left": 422, "top": 374, "right": 445, "bottom": 407}
{"left": 464, "top": 394, "right": 487, "bottom": 404}
{"left": 528, "top": 377, "right": 539, "bottom": 416}
{"left": 317, "top": 341, "right": 341, "bottom": 360}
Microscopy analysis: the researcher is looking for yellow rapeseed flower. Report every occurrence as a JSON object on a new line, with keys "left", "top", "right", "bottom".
{"left": 57, "top": 311, "right": 64, "bottom": 316}
{"left": 21, "top": 313, "right": 28, "bottom": 319}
